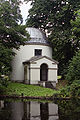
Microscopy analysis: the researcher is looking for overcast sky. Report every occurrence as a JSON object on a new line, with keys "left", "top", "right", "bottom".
{"left": 20, "top": 1, "right": 32, "bottom": 25}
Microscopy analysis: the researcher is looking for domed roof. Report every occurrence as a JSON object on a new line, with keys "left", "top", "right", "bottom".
{"left": 26, "top": 27, "right": 49, "bottom": 45}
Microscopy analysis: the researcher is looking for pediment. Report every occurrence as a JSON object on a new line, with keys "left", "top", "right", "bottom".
{"left": 23, "top": 56, "right": 58, "bottom": 65}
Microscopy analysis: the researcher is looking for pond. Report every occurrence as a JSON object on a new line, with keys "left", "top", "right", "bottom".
{"left": 0, "top": 99, "right": 80, "bottom": 120}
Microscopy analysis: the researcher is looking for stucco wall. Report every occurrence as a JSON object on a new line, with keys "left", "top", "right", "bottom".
{"left": 30, "top": 68, "right": 40, "bottom": 84}
{"left": 31, "top": 57, "right": 57, "bottom": 68}
{"left": 18, "top": 44, "right": 52, "bottom": 60}
{"left": 11, "top": 44, "right": 52, "bottom": 82}
{"left": 30, "top": 68, "right": 57, "bottom": 84}
{"left": 48, "top": 69, "right": 57, "bottom": 82}
{"left": 30, "top": 57, "right": 58, "bottom": 84}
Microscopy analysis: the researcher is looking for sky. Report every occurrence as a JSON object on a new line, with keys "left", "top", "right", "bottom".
{"left": 20, "top": 1, "right": 32, "bottom": 25}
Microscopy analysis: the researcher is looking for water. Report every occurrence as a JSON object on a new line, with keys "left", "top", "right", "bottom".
{"left": 0, "top": 99, "right": 80, "bottom": 120}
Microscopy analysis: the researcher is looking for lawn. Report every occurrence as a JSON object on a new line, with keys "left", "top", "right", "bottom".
{"left": 2, "top": 82, "right": 58, "bottom": 97}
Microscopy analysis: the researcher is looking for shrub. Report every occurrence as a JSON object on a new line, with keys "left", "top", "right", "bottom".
{"left": 66, "top": 51, "right": 80, "bottom": 84}
{"left": 0, "top": 75, "right": 9, "bottom": 87}
{"left": 59, "top": 80, "right": 80, "bottom": 98}
{"left": 60, "top": 86, "right": 70, "bottom": 97}
{"left": 70, "top": 80, "right": 80, "bottom": 97}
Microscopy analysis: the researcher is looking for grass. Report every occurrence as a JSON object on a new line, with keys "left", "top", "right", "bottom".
{"left": 2, "top": 82, "right": 59, "bottom": 97}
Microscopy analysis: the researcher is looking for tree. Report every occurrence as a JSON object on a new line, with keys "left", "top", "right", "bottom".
{"left": 26, "top": 0, "right": 80, "bottom": 76}
{"left": 71, "top": 10, "right": 80, "bottom": 50}
{"left": 65, "top": 10, "right": 80, "bottom": 83}
{"left": 0, "top": 0, "right": 29, "bottom": 49}
{"left": 0, "top": 0, "right": 29, "bottom": 86}
{"left": 0, "top": 43, "right": 14, "bottom": 86}
{"left": 66, "top": 51, "right": 80, "bottom": 84}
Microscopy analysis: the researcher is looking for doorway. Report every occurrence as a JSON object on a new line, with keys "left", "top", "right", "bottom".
{"left": 40, "top": 63, "right": 48, "bottom": 81}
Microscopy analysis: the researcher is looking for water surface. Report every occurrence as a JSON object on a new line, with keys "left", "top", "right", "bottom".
{"left": 0, "top": 99, "right": 80, "bottom": 120}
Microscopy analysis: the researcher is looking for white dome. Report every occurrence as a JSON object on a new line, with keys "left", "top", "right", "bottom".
{"left": 26, "top": 27, "right": 49, "bottom": 45}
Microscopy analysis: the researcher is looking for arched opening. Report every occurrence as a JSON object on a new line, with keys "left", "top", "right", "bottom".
{"left": 40, "top": 63, "right": 48, "bottom": 81}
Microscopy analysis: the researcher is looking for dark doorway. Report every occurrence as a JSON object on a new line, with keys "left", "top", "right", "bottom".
{"left": 40, "top": 63, "right": 48, "bottom": 81}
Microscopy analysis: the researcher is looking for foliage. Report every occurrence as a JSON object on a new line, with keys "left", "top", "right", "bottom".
{"left": 66, "top": 51, "right": 80, "bottom": 84}
{"left": 2, "top": 82, "right": 58, "bottom": 97}
{"left": 57, "top": 99, "right": 80, "bottom": 120}
{"left": 71, "top": 9, "right": 80, "bottom": 35}
{"left": 57, "top": 76, "right": 62, "bottom": 80}
{"left": 0, "top": 0, "right": 29, "bottom": 86}
{"left": 0, "top": 75, "right": 9, "bottom": 87}
{"left": 70, "top": 80, "right": 80, "bottom": 97}
{"left": 59, "top": 80, "right": 80, "bottom": 98}
{"left": 56, "top": 79, "right": 68, "bottom": 90}
{"left": 26, "top": 0, "right": 80, "bottom": 76}
{"left": 0, "top": 43, "right": 14, "bottom": 86}
{"left": 70, "top": 10, "right": 80, "bottom": 51}
{"left": 0, "top": 0, "right": 29, "bottom": 49}
{"left": 59, "top": 85, "right": 70, "bottom": 97}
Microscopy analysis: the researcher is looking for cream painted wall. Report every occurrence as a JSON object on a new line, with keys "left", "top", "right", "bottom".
{"left": 31, "top": 57, "right": 57, "bottom": 68}
{"left": 48, "top": 69, "right": 57, "bottom": 82}
{"left": 30, "top": 69, "right": 40, "bottom": 84}
{"left": 21, "top": 44, "right": 52, "bottom": 59}
{"left": 30, "top": 68, "right": 58, "bottom": 84}
{"left": 11, "top": 44, "right": 52, "bottom": 81}
{"left": 30, "top": 57, "right": 58, "bottom": 84}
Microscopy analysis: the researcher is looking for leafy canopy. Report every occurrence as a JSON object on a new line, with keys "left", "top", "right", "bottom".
{"left": 66, "top": 51, "right": 80, "bottom": 84}
{"left": 0, "top": 0, "right": 29, "bottom": 49}
{"left": 65, "top": 10, "right": 80, "bottom": 84}
{"left": 26, "top": 0, "right": 80, "bottom": 76}
{"left": 71, "top": 10, "right": 80, "bottom": 50}
{"left": 0, "top": 0, "right": 29, "bottom": 86}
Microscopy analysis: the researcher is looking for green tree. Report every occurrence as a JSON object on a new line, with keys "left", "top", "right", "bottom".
{"left": 65, "top": 10, "right": 80, "bottom": 84}
{"left": 26, "top": 0, "right": 80, "bottom": 76}
{"left": 0, "top": 0, "right": 29, "bottom": 86}
{"left": 0, "top": 43, "right": 14, "bottom": 86}
{"left": 66, "top": 51, "right": 80, "bottom": 84}
{"left": 0, "top": 0, "right": 29, "bottom": 49}
{"left": 71, "top": 10, "right": 80, "bottom": 50}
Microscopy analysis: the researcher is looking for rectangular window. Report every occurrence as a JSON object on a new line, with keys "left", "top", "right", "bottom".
{"left": 35, "top": 49, "right": 42, "bottom": 56}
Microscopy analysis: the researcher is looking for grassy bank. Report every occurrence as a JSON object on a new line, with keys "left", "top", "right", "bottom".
{"left": 0, "top": 82, "right": 59, "bottom": 97}
{"left": 0, "top": 81, "right": 79, "bottom": 99}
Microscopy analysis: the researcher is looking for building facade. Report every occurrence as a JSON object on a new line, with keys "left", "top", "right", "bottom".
{"left": 11, "top": 27, "right": 58, "bottom": 87}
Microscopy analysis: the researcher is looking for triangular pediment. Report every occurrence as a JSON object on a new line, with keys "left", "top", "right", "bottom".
{"left": 23, "top": 56, "right": 58, "bottom": 65}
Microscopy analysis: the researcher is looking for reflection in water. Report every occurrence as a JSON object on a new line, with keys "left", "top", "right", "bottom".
{"left": 0, "top": 101, "right": 4, "bottom": 109}
{"left": 40, "top": 103, "right": 49, "bottom": 120}
{"left": 0, "top": 99, "right": 79, "bottom": 120}
{"left": 57, "top": 99, "right": 80, "bottom": 120}
{"left": 1, "top": 99, "right": 80, "bottom": 120}
{"left": 0, "top": 100, "right": 59, "bottom": 120}
{"left": 22, "top": 101, "right": 30, "bottom": 120}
